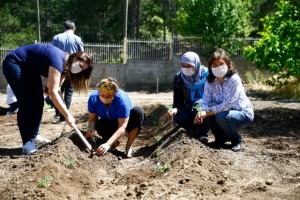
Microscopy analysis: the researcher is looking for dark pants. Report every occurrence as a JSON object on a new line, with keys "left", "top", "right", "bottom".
{"left": 95, "top": 107, "right": 145, "bottom": 142}
{"left": 55, "top": 79, "right": 74, "bottom": 121}
{"left": 8, "top": 102, "right": 19, "bottom": 113}
{"left": 45, "top": 96, "right": 54, "bottom": 108}
{"left": 173, "top": 108, "right": 209, "bottom": 138}
{"left": 2, "top": 59, "right": 44, "bottom": 144}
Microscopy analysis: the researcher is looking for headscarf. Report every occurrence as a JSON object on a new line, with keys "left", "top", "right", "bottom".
{"left": 179, "top": 52, "right": 209, "bottom": 103}
{"left": 180, "top": 52, "right": 206, "bottom": 86}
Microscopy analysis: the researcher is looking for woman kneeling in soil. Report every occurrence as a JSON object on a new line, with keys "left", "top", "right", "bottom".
{"left": 194, "top": 48, "right": 254, "bottom": 152}
{"left": 166, "top": 52, "right": 209, "bottom": 143}
{"left": 85, "top": 77, "right": 145, "bottom": 158}
{"left": 2, "top": 44, "right": 93, "bottom": 155}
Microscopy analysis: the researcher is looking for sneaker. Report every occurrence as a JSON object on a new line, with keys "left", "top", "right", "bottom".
{"left": 53, "top": 114, "right": 60, "bottom": 119}
{"left": 32, "top": 135, "right": 51, "bottom": 144}
{"left": 199, "top": 136, "right": 208, "bottom": 144}
{"left": 231, "top": 142, "right": 242, "bottom": 152}
{"left": 22, "top": 141, "right": 37, "bottom": 155}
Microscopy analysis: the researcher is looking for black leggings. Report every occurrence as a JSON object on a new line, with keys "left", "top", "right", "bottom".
{"left": 95, "top": 107, "right": 145, "bottom": 142}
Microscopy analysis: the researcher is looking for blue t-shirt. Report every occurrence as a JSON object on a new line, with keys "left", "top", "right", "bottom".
{"left": 88, "top": 89, "right": 134, "bottom": 120}
{"left": 6, "top": 44, "right": 66, "bottom": 77}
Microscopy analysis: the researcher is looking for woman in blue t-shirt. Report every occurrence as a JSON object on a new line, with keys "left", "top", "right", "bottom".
{"left": 2, "top": 44, "right": 93, "bottom": 155}
{"left": 86, "top": 77, "right": 145, "bottom": 158}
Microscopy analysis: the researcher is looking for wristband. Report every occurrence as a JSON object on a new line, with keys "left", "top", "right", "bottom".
{"left": 87, "top": 121, "right": 95, "bottom": 131}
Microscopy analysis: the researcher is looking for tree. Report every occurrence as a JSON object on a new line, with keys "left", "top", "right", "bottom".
{"left": 244, "top": 0, "right": 300, "bottom": 85}
{"left": 0, "top": 1, "right": 36, "bottom": 47}
{"left": 173, "top": 0, "right": 251, "bottom": 52}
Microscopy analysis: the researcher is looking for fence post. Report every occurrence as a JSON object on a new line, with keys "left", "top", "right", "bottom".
{"left": 169, "top": 38, "right": 173, "bottom": 60}
{"left": 123, "top": 37, "right": 127, "bottom": 64}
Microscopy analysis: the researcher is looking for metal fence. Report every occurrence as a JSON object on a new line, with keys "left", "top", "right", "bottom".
{"left": 0, "top": 37, "right": 258, "bottom": 64}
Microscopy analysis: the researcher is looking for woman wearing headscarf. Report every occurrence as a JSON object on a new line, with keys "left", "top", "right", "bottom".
{"left": 2, "top": 43, "right": 93, "bottom": 154}
{"left": 166, "top": 51, "right": 209, "bottom": 143}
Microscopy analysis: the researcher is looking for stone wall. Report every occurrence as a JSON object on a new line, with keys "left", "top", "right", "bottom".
{"left": 0, "top": 55, "right": 256, "bottom": 92}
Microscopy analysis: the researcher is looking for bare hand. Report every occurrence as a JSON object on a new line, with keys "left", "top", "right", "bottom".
{"left": 194, "top": 111, "right": 206, "bottom": 124}
{"left": 65, "top": 114, "right": 76, "bottom": 128}
{"left": 166, "top": 108, "right": 177, "bottom": 119}
{"left": 95, "top": 143, "right": 111, "bottom": 156}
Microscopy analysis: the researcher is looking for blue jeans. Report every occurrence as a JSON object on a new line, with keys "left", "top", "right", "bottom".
{"left": 205, "top": 110, "right": 252, "bottom": 144}
{"left": 173, "top": 108, "right": 209, "bottom": 138}
{"left": 2, "top": 59, "right": 44, "bottom": 144}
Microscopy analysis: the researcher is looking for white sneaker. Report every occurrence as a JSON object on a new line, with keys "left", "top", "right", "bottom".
{"left": 32, "top": 135, "right": 51, "bottom": 144}
{"left": 22, "top": 141, "right": 37, "bottom": 155}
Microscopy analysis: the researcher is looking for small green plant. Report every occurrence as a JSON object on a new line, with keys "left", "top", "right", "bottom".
{"left": 155, "top": 162, "right": 172, "bottom": 173}
{"left": 155, "top": 150, "right": 164, "bottom": 157}
{"left": 154, "top": 135, "right": 163, "bottom": 143}
{"left": 37, "top": 176, "right": 52, "bottom": 188}
{"left": 167, "top": 105, "right": 173, "bottom": 112}
{"left": 60, "top": 157, "right": 78, "bottom": 169}
{"left": 193, "top": 104, "right": 202, "bottom": 112}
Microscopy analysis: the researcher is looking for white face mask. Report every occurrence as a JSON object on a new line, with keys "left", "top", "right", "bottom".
{"left": 181, "top": 68, "right": 195, "bottom": 76}
{"left": 100, "top": 96, "right": 114, "bottom": 104}
{"left": 212, "top": 64, "right": 228, "bottom": 78}
{"left": 70, "top": 61, "right": 82, "bottom": 74}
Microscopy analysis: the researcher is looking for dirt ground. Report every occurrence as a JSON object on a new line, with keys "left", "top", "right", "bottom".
{"left": 0, "top": 86, "right": 299, "bottom": 200}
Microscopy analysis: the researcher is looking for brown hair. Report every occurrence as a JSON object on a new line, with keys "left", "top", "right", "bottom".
{"left": 63, "top": 51, "right": 93, "bottom": 92}
{"left": 207, "top": 48, "right": 236, "bottom": 83}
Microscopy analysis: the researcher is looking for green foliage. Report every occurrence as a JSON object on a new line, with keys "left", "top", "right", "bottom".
{"left": 0, "top": 5, "right": 35, "bottom": 47}
{"left": 37, "top": 176, "right": 52, "bottom": 188}
{"left": 60, "top": 157, "right": 78, "bottom": 169}
{"left": 156, "top": 150, "right": 164, "bottom": 157}
{"left": 173, "top": 0, "right": 251, "bottom": 52}
{"left": 155, "top": 162, "right": 172, "bottom": 173}
{"left": 244, "top": 0, "right": 300, "bottom": 85}
{"left": 154, "top": 135, "right": 163, "bottom": 143}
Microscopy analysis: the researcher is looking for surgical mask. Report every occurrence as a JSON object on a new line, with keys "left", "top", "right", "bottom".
{"left": 100, "top": 96, "right": 114, "bottom": 104}
{"left": 70, "top": 61, "right": 82, "bottom": 74}
{"left": 181, "top": 68, "right": 195, "bottom": 76}
{"left": 212, "top": 64, "right": 228, "bottom": 78}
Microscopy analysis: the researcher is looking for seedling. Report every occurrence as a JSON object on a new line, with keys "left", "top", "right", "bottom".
{"left": 37, "top": 176, "right": 52, "bottom": 188}
{"left": 155, "top": 162, "right": 172, "bottom": 173}
{"left": 60, "top": 157, "right": 78, "bottom": 169}
{"left": 155, "top": 150, "right": 164, "bottom": 157}
{"left": 193, "top": 104, "right": 203, "bottom": 123}
{"left": 154, "top": 135, "right": 163, "bottom": 143}
{"left": 167, "top": 105, "right": 173, "bottom": 112}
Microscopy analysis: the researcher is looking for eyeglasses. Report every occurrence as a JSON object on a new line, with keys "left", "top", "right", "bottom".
{"left": 98, "top": 81, "right": 116, "bottom": 94}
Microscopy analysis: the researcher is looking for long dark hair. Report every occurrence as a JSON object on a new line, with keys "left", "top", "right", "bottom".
{"left": 207, "top": 48, "right": 236, "bottom": 83}
{"left": 63, "top": 51, "right": 93, "bottom": 92}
